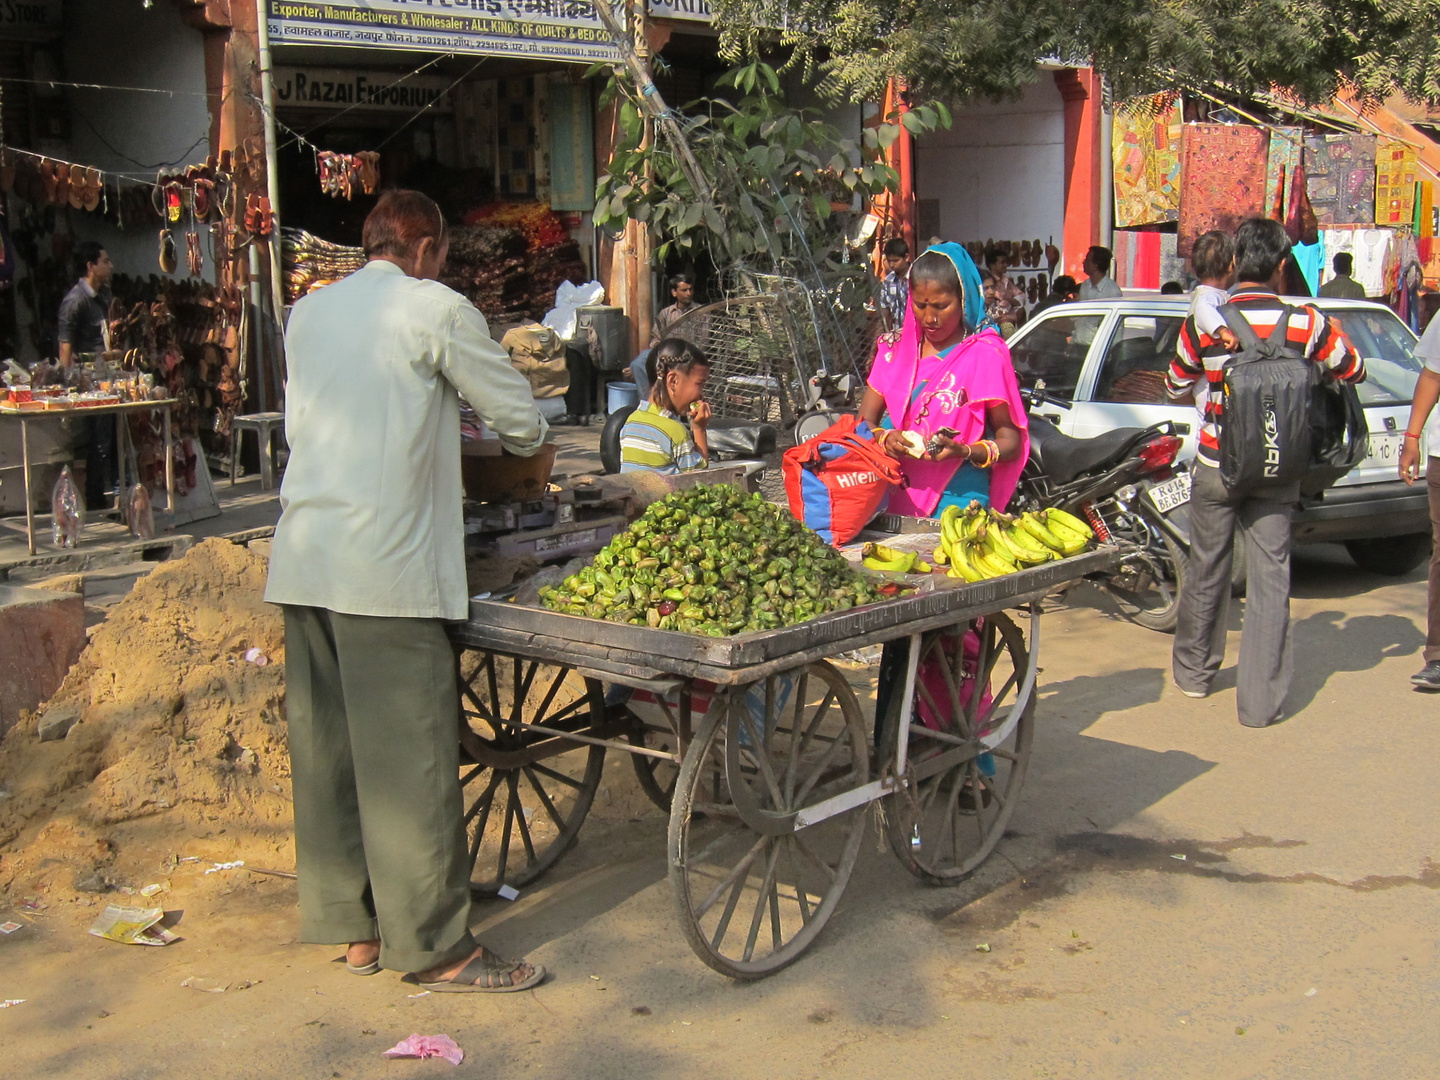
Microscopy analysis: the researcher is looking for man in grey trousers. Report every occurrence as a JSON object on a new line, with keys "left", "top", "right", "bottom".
{"left": 1166, "top": 219, "right": 1364, "bottom": 727}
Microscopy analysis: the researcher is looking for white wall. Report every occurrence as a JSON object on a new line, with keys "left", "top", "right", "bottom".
{"left": 62, "top": 0, "right": 211, "bottom": 279}
{"left": 916, "top": 78, "right": 1065, "bottom": 251}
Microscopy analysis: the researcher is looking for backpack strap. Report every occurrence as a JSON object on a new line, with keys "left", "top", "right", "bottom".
{"left": 1217, "top": 302, "right": 1295, "bottom": 355}
{"left": 1216, "top": 302, "right": 1262, "bottom": 350}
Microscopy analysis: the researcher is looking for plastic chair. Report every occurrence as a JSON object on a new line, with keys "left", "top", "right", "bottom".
{"left": 230, "top": 412, "right": 286, "bottom": 490}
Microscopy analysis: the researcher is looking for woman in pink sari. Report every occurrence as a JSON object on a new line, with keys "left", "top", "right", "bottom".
{"left": 860, "top": 243, "right": 1030, "bottom": 516}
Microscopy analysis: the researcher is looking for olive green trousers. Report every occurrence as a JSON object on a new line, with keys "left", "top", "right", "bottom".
{"left": 282, "top": 605, "right": 476, "bottom": 973}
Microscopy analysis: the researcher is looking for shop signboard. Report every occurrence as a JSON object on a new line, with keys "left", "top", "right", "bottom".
{"left": 0, "top": 0, "right": 62, "bottom": 41}
{"left": 267, "top": 0, "right": 621, "bottom": 64}
{"left": 646, "top": 0, "right": 713, "bottom": 21}
{"left": 274, "top": 66, "right": 456, "bottom": 111}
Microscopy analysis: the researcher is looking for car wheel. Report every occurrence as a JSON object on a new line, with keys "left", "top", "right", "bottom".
{"left": 600, "top": 405, "right": 635, "bottom": 475}
{"left": 1344, "top": 533, "right": 1432, "bottom": 577}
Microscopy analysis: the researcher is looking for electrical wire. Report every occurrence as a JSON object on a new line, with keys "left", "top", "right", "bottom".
{"left": 70, "top": 107, "right": 209, "bottom": 171}
{"left": 0, "top": 74, "right": 214, "bottom": 97}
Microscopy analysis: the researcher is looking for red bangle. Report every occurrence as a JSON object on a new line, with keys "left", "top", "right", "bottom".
{"left": 1405, "top": 432, "right": 1423, "bottom": 439}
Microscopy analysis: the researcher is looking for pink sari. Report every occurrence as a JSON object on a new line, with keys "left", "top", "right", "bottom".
{"left": 867, "top": 320, "right": 1030, "bottom": 517}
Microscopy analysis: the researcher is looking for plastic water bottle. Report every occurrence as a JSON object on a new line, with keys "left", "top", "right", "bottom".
{"left": 51, "top": 466, "right": 83, "bottom": 548}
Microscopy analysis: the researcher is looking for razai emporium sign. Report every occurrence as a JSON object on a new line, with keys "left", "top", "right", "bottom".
{"left": 267, "top": 0, "right": 621, "bottom": 64}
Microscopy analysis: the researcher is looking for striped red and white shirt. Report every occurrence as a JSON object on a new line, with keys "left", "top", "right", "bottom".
{"left": 1166, "top": 287, "right": 1365, "bottom": 467}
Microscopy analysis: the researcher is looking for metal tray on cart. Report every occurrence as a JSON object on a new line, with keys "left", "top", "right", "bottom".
{"left": 454, "top": 546, "right": 1119, "bottom": 684}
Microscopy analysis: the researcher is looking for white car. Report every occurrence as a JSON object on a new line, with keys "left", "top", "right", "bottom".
{"left": 1006, "top": 296, "right": 1431, "bottom": 575}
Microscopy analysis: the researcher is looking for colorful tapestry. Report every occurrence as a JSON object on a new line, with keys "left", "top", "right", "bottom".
{"left": 1375, "top": 138, "right": 1418, "bottom": 226}
{"left": 1264, "top": 127, "right": 1303, "bottom": 221}
{"left": 1177, "top": 124, "right": 1269, "bottom": 257}
{"left": 1303, "top": 133, "right": 1377, "bottom": 225}
{"left": 1112, "top": 100, "right": 1184, "bottom": 228}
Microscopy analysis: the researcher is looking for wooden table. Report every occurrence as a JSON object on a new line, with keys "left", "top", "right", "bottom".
{"left": 0, "top": 399, "right": 177, "bottom": 555}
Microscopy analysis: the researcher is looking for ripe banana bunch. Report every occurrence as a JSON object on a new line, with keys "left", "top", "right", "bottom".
{"left": 936, "top": 502, "right": 1095, "bottom": 582}
{"left": 861, "top": 541, "right": 934, "bottom": 575}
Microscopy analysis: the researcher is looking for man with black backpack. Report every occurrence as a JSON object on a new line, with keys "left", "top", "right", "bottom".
{"left": 1166, "top": 219, "right": 1365, "bottom": 728}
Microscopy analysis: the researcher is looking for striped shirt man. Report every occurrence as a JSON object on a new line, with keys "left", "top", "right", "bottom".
{"left": 619, "top": 400, "right": 706, "bottom": 474}
{"left": 1166, "top": 287, "right": 1364, "bottom": 467}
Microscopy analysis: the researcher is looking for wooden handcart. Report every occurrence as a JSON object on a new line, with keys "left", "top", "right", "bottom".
{"left": 448, "top": 546, "right": 1119, "bottom": 979}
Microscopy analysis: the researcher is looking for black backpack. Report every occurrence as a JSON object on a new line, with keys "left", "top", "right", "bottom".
{"left": 1216, "top": 303, "right": 1318, "bottom": 497}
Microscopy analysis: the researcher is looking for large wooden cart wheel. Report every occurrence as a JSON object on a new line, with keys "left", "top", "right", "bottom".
{"left": 880, "top": 611, "right": 1035, "bottom": 884}
{"left": 668, "top": 661, "right": 869, "bottom": 978}
{"left": 456, "top": 650, "right": 606, "bottom": 899}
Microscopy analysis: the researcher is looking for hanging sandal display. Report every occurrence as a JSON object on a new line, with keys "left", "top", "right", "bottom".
{"left": 158, "top": 229, "right": 178, "bottom": 274}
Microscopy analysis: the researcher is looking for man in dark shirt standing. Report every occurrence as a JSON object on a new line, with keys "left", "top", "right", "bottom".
{"left": 57, "top": 242, "right": 115, "bottom": 508}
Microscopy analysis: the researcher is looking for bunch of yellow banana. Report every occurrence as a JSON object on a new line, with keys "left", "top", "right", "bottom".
{"left": 935, "top": 502, "right": 1095, "bottom": 582}
{"left": 861, "top": 541, "right": 934, "bottom": 574}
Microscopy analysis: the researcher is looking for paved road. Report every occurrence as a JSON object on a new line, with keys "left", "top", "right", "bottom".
{"left": 2, "top": 542, "right": 1437, "bottom": 1079}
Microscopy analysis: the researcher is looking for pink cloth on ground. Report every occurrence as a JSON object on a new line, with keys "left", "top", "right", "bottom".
{"left": 866, "top": 322, "right": 1030, "bottom": 517}
{"left": 382, "top": 1034, "right": 465, "bottom": 1065}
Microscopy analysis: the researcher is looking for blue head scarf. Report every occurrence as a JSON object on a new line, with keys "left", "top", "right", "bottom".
{"left": 908, "top": 241, "right": 991, "bottom": 334}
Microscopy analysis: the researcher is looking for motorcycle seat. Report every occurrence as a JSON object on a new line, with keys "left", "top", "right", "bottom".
{"left": 1027, "top": 419, "right": 1154, "bottom": 485}
{"left": 706, "top": 417, "right": 777, "bottom": 460}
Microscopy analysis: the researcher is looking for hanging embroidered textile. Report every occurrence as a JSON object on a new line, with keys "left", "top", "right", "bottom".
{"left": 1264, "top": 127, "right": 1304, "bottom": 221}
{"left": 1304, "top": 133, "right": 1377, "bottom": 225}
{"left": 1112, "top": 99, "right": 1184, "bottom": 228}
{"left": 1375, "top": 139, "right": 1418, "bottom": 226}
{"left": 1177, "top": 124, "right": 1268, "bottom": 257}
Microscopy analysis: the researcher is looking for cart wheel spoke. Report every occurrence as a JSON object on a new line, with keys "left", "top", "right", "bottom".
{"left": 742, "top": 842, "right": 783, "bottom": 963}
{"left": 523, "top": 766, "right": 567, "bottom": 831}
{"left": 693, "top": 833, "right": 767, "bottom": 921}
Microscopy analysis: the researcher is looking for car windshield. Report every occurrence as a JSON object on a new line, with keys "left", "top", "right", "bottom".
{"left": 1319, "top": 305, "right": 1422, "bottom": 406}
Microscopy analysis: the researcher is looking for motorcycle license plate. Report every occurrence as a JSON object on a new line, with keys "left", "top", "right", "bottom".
{"left": 1147, "top": 473, "right": 1192, "bottom": 513}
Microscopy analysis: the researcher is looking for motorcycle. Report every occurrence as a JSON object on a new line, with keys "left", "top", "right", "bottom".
{"left": 1014, "top": 384, "right": 1190, "bottom": 633}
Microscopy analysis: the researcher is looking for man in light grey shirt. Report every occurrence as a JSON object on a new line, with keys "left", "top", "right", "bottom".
{"left": 1077, "top": 245, "right": 1123, "bottom": 301}
{"left": 268, "top": 190, "right": 548, "bottom": 992}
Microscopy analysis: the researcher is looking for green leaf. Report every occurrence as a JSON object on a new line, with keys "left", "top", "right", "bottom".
{"left": 812, "top": 193, "right": 832, "bottom": 220}
{"left": 702, "top": 205, "right": 725, "bottom": 233}
{"left": 900, "top": 111, "right": 926, "bottom": 135}
{"left": 877, "top": 124, "right": 900, "bottom": 150}
{"left": 759, "top": 63, "right": 781, "bottom": 94}
{"left": 680, "top": 202, "right": 705, "bottom": 232}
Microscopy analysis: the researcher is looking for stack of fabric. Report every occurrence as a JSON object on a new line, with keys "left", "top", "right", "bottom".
{"left": 458, "top": 203, "right": 589, "bottom": 318}
{"left": 281, "top": 228, "right": 367, "bottom": 304}
{"left": 440, "top": 225, "right": 531, "bottom": 321}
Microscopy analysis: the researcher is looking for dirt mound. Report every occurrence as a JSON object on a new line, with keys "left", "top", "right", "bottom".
{"left": 0, "top": 539, "right": 291, "bottom": 901}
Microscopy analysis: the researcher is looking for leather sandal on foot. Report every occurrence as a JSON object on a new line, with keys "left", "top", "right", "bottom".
{"left": 413, "top": 946, "right": 545, "bottom": 993}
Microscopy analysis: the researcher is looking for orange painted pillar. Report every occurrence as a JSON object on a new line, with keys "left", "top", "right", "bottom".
{"left": 895, "top": 86, "right": 916, "bottom": 257}
{"left": 1054, "top": 68, "right": 1103, "bottom": 278}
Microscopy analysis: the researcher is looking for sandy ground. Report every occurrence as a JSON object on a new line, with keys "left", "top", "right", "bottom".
{"left": 2, "top": 542, "right": 1438, "bottom": 1079}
